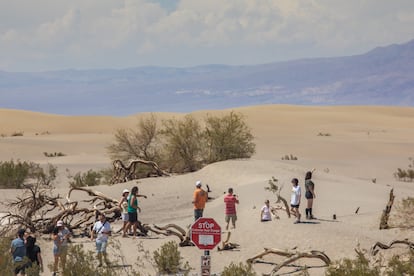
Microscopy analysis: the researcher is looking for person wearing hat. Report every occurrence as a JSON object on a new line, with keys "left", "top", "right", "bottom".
{"left": 51, "top": 220, "right": 71, "bottom": 275}
{"left": 118, "top": 189, "right": 130, "bottom": 236}
{"left": 192, "top": 180, "right": 208, "bottom": 221}
{"left": 10, "top": 228, "right": 28, "bottom": 275}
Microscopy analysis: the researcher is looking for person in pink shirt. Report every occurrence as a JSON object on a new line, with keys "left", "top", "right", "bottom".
{"left": 224, "top": 188, "right": 239, "bottom": 230}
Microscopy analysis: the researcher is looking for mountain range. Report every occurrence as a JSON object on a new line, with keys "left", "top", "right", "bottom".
{"left": 1, "top": 39, "right": 413, "bottom": 116}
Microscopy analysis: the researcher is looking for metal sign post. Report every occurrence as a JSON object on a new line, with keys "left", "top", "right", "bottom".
{"left": 191, "top": 218, "right": 221, "bottom": 276}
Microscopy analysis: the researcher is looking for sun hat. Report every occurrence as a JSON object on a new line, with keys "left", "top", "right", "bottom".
{"left": 122, "top": 189, "right": 129, "bottom": 194}
{"left": 195, "top": 180, "right": 202, "bottom": 187}
{"left": 57, "top": 220, "right": 64, "bottom": 227}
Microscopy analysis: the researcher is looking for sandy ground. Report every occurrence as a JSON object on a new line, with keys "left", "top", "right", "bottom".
{"left": 1, "top": 105, "right": 414, "bottom": 275}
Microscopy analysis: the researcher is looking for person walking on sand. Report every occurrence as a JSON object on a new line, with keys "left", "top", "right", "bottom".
{"left": 57, "top": 220, "right": 71, "bottom": 270}
{"left": 118, "top": 189, "right": 130, "bottom": 235}
{"left": 224, "top": 188, "right": 239, "bottom": 230}
{"left": 26, "top": 235, "right": 43, "bottom": 273}
{"left": 192, "top": 180, "right": 208, "bottom": 221}
{"left": 260, "top": 200, "right": 272, "bottom": 222}
{"left": 91, "top": 213, "right": 112, "bottom": 267}
{"left": 10, "top": 228, "right": 27, "bottom": 276}
{"left": 123, "top": 186, "right": 147, "bottom": 237}
{"left": 290, "top": 178, "right": 302, "bottom": 224}
{"left": 304, "top": 170, "right": 316, "bottom": 219}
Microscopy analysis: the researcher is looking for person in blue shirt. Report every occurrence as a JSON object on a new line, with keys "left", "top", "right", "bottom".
{"left": 10, "top": 228, "right": 28, "bottom": 275}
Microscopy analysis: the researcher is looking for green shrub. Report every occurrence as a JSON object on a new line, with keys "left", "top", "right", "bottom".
{"left": 204, "top": 111, "right": 255, "bottom": 163}
{"left": 221, "top": 262, "right": 257, "bottom": 276}
{"left": 153, "top": 241, "right": 190, "bottom": 275}
{"left": 394, "top": 157, "right": 414, "bottom": 182}
{"left": 68, "top": 169, "right": 103, "bottom": 187}
{"left": 0, "top": 160, "right": 56, "bottom": 189}
{"left": 325, "top": 251, "right": 380, "bottom": 276}
{"left": 281, "top": 154, "right": 298, "bottom": 160}
{"left": 108, "top": 112, "right": 256, "bottom": 176}
{"left": 385, "top": 250, "right": 414, "bottom": 275}
{"left": 43, "top": 152, "right": 66, "bottom": 157}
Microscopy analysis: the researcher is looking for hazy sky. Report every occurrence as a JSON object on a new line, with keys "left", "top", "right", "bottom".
{"left": 1, "top": 0, "right": 413, "bottom": 72}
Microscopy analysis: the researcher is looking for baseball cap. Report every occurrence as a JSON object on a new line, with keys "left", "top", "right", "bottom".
{"left": 122, "top": 189, "right": 129, "bottom": 194}
{"left": 195, "top": 180, "right": 202, "bottom": 187}
{"left": 57, "top": 220, "right": 64, "bottom": 227}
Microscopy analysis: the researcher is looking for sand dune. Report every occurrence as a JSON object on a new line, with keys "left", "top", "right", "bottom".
{"left": 1, "top": 105, "right": 414, "bottom": 275}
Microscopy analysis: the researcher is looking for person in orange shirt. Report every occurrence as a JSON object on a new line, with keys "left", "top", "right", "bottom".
{"left": 192, "top": 180, "right": 208, "bottom": 221}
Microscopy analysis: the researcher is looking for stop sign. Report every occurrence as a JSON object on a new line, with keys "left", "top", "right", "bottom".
{"left": 191, "top": 217, "right": 221, "bottom": 250}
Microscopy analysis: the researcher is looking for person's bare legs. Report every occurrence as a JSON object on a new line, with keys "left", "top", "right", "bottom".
{"left": 53, "top": 255, "right": 59, "bottom": 274}
{"left": 307, "top": 198, "right": 314, "bottom": 219}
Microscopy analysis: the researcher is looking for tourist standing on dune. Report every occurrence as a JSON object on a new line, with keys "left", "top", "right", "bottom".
{"left": 118, "top": 189, "right": 130, "bottom": 235}
{"left": 192, "top": 180, "right": 208, "bottom": 221}
{"left": 224, "top": 188, "right": 239, "bottom": 230}
{"left": 304, "top": 170, "right": 316, "bottom": 219}
{"left": 290, "top": 178, "right": 302, "bottom": 224}
{"left": 91, "top": 213, "right": 112, "bottom": 267}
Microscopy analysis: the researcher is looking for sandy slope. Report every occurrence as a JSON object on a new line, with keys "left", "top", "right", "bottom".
{"left": 1, "top": 105, "right": 414, "bottom": 275}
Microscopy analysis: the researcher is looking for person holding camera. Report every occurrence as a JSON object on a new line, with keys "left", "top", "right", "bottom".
{"left": 224, "top": 187, "right": 239, "bottom": 230}
{"left": 91, "top": 213, "right": 112, "bottom": 267}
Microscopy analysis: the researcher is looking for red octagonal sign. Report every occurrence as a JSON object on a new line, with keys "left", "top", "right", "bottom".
{"left": 191, "top": 217, "right": 221, "bottom": 250}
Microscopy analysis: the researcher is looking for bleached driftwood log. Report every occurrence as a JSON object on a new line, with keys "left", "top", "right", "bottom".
{"left": 247, "top": 248, "right": 331, "bottom": 275}
{"left": 218, "top": 231, "right": 240, "bottom": 251}
{"left": 371, "top": 239, "right": 414, "bottom": 256}
{"left": 111, "top": 159, "right": 170, "bottom": 183}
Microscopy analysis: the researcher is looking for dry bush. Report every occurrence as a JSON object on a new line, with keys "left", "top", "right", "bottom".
{"left": 393, "top": 157, "right": 414, "bottom": 182}
{"left": 391, "top": 197, "right": 414, "bottom": 229}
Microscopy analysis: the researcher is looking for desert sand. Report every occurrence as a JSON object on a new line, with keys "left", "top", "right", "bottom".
{"left": 1, "top": 105, "right": 414, "bottom": 275}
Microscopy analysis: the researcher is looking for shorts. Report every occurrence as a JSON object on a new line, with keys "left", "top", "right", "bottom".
{"left": 121, "top": 213, "right": 129, "bottom": 222}
{"left": 225, "top": 214, "right": 237, "bottom": 224}
{"left": 305, "top": 191, "right": 314, "bottom": 199}
{"left": 96, "top": 240, "right": 108, "bottom": 253}
{"left": 128, "top": 211, "right": 137, "bottom": 223}
{"left": 290, "top": 204, "right": 300, "bottom": 208}
{"left": 53, "top": 245, "right": 60, "bottom": 256}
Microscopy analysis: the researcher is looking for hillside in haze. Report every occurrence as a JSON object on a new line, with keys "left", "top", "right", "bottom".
{"left": 1, "top": 39, "right": 413, "bottom": 115}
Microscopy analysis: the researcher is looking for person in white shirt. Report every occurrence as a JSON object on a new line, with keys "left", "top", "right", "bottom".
{"left": 290, "top": 178, "right": 302, "bottom": 224}
{"left": 91, "top": 213, "right": 111, "bottom": 267}
{"left": 260, "top": 200, "right": 272, "bottom": 222}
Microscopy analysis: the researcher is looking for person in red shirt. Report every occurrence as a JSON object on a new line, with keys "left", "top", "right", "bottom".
{"left": 192, "top": 180, "right": 208, "bottom": 221}
{"left": 224, "top": 188, "right": 239, "bottom": 230}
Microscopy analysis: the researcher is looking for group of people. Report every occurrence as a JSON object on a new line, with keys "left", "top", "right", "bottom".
{"left": 10, "top": 228, "right": 44, "bottom": 275}
{"left": 261, "top": 170, "right": 316, "bottom": 223}
{"left": 9, "top": 172, "right": 315, "bottom": 274}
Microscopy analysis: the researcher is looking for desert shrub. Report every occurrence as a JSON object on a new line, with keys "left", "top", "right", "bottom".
{"left": 68, "top": 169, "right": 103, "bottom": 187}
{"left": 204, "top": 111, "right": 255, "bottom": 163}
{"left": 11, "top": 131, "right": 24, "bottom": 137}
{"left": 0, "top": 160, "right": 56, "bottom": 189}
{"left": 108, "top": 112, "right": 256, "bottom": 176}
{"left": 317, "top": 132, "right": 331, "bottom": 136}
{"left": 221, "top": 262, "right": 257, "bottom": 276}
{"left": 281, "top": 154, "right": 298, "bottom": 160}
{"left": 393, "top": 157, "right": 414, "bottom": 182}
{"left": 384, "top": 250, "right": 414, "bottom": 275}
{"left": 43, "top": 152, "right": 66, "bottom": 157}
{"left": 161, "top": 115, "right": 204, "bottom": 172}
{"left": 391, "top": 197, "right": 414, "bottom": 229}
{"left": 107, "top": 114, "right": 161, "bottom": 164}
{"left": 0, "top": 236, "right": 15, "bottom": 275}
{"left": 153, "top": 240, "right": 190, "bottom": 275}
{"left": 325, "top": 250, "right": 380, "bottom": 276}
